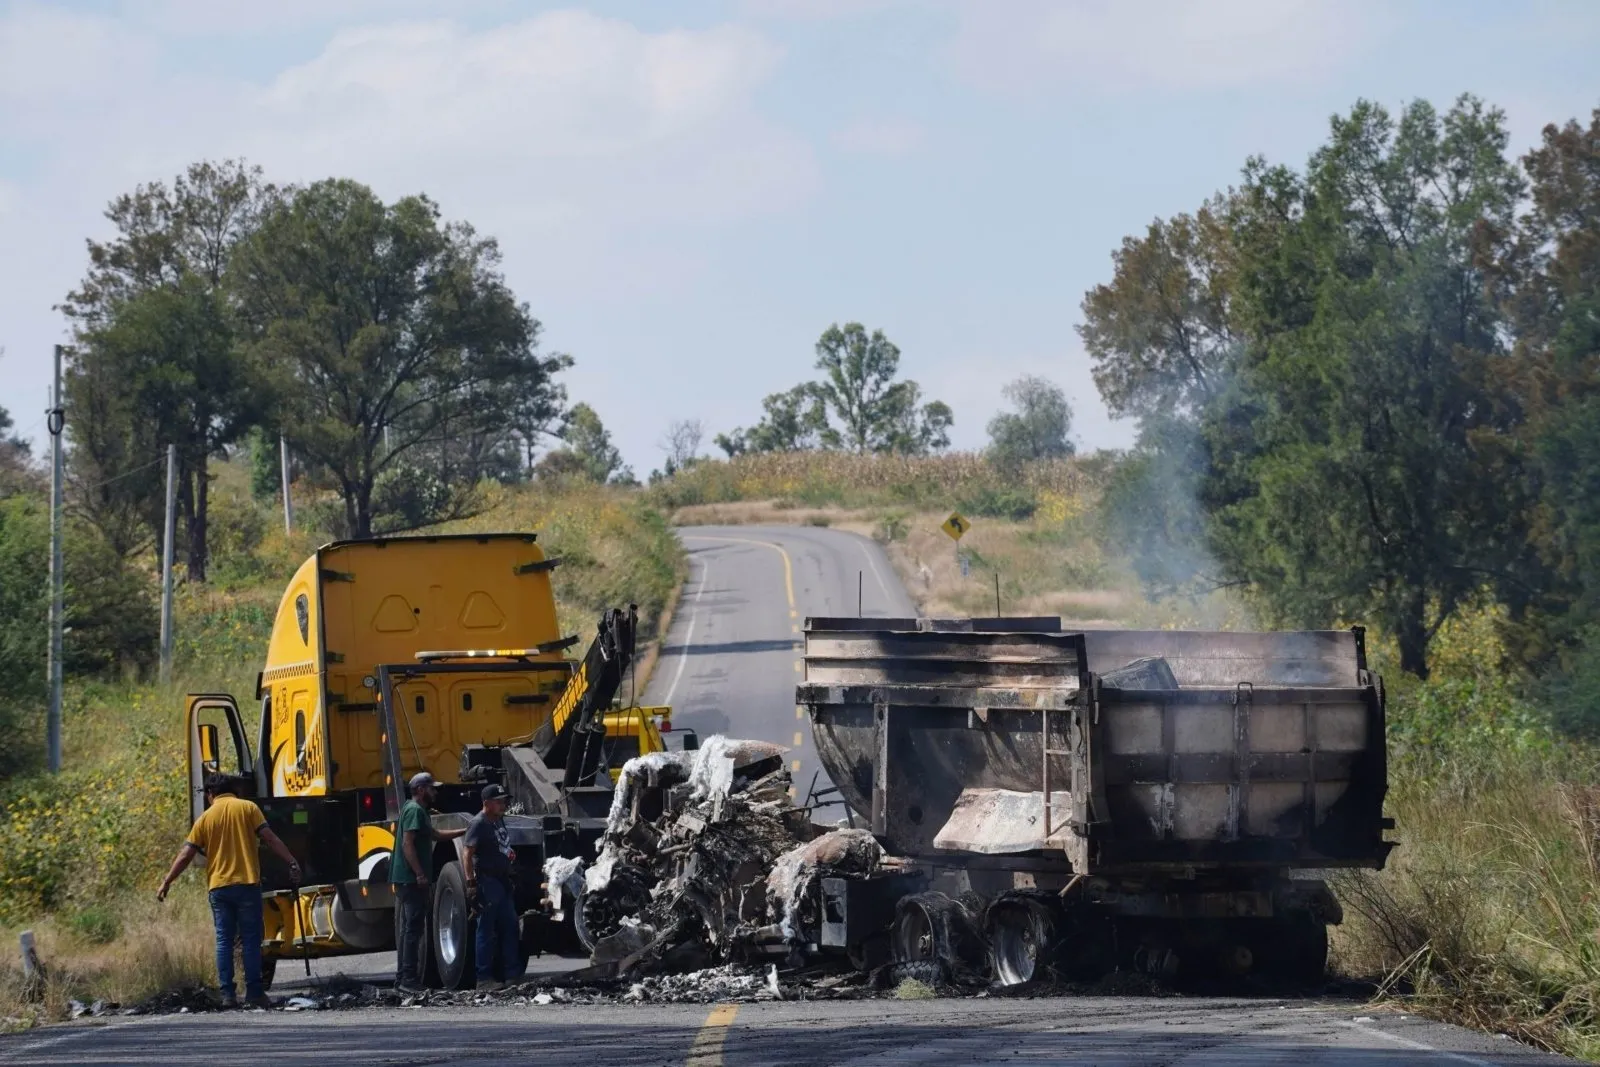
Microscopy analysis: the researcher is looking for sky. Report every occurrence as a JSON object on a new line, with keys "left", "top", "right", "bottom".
{"left": 1, "top": 0, "right": 1597, "bottom": 474}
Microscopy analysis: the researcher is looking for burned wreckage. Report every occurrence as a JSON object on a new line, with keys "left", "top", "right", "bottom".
{"left": 554, "top": 619, "right": 1393, "bottom": 987}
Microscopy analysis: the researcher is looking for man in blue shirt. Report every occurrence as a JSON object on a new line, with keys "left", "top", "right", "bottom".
{"left": 463, "top": 783, "right": 522, "bottom": 990}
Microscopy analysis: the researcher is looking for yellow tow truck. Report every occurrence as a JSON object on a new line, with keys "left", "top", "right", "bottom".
{"left": 184, "top": 532, "right": 694, "bottom": 988}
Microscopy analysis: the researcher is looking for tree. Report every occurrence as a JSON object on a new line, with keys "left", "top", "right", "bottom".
{"left": 1080, "top": 197, "right": 1240, "bottom": 426}
{"left": 558, "top": 402, "right": 627, "bottom": 483}
{"left": 659, "top": 418, "right": 705, "bottom": 476}
{"left": 1084, "top": 96, "right": 1530, "bottom": 677}
{"left": 987, "top": 376, "right": 1075, "bottom": 465}
{"left": 1479, "top": 108, "right": 1600, "bottom": 681}
{"left": 0, "top": 351, "right": 34, "bottom": 498}
{"left": 230, "top": 179, "right": 563, "bottom": 536}
{"left": 715, "top": 385, "right": 828, "bottom": 456}
{"left": 510, "top": 337, "right": 573, "bottom": 477}
{"left": 61, "top": 160, "right": 271, "bottom": 578}
{"left": 1206, "top": 96, "right": 1528, "bottom": 678}
{"left": 812, "top": 323, "right": 951, "bottom": 454}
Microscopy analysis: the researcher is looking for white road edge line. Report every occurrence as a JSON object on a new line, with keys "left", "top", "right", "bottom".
{"left": 1338, "top": 1020, "right": 1501, "bottom": 1066}
{"left": 661, "top": 553, "right": 713, "bottom": 707}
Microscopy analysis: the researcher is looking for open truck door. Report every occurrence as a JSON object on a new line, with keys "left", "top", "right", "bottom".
{"left": 186, "top": 694, "right": 255, "bottom": 825}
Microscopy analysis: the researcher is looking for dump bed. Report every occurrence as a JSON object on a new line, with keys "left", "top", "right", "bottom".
{"left": 797, "top": 618, "right": 1391, "bottom": 876}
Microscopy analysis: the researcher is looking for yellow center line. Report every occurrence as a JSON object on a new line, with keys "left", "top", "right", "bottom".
{"left": 687, "top": 1003, "right": 739, "bottom": 1066}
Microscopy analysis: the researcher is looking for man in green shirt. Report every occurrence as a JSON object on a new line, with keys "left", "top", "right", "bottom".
{"left": 390, "top": 771, "right": 464, "bottom": 994}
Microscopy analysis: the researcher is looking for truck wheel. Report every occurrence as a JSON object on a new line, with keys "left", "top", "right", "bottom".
{"left": 432, "top": 862, "right": 476, "bottom": 990}
{"left": 986, "top": 897, "right": 1054, "bottom": 987}
{"left": 392, "top": 891, "right": 443, "bottom": 988}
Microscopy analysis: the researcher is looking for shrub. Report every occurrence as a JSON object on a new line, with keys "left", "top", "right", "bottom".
{"left": 65, "top": 905, "right": 123, "bottom": 945}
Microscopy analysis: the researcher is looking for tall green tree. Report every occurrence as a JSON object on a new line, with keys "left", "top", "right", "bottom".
{"left": 230, "top": 179, "right": 564, "bottom": 536}
{"left": 1481, "top": 108, "right": 1600, "bottom": 677}
{"left": 61, "top": 160, "right": 270, "bottom": 578}
{"left": 987, "top": 375, "right": 1075, "bottom": 466}
{"left": 811, "top": 323, "right": 951, "bottom": 454}
{"left": 560, "top": 402, "right": 628, "bottom": 483}
{"left": 1084, "top": 97, "right": 1530, "bottom": 677}
{"left": 1210, "top": 97, "right": 1527, "bottom": 678}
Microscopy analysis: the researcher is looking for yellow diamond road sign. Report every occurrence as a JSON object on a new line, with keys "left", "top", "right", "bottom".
{"left": 942, "top": 512, "right": 970, "bottom": 541}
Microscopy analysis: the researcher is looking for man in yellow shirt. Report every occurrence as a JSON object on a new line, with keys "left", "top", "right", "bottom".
{"left": 157, "top": 773, "right": 301, "bottom": 1008}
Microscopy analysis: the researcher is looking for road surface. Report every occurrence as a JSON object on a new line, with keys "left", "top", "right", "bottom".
{"left": 642, "top": 525, "right": 917, "bottom": 808}
{"left": 2, "top": 524, "right": 1578, "bottom": 1065}
{"left": 2, "top": 994, "right": 1575, "bottom": 1066}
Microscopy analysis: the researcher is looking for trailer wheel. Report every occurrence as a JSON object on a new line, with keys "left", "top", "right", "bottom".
{"left": 892, "top": 892, "right": 986, "bottom": 975}
{"left": 432, "top": 862, "right": 476, "bottom": 990}
{"left": 987, "top": 898, "right": 1054, "bottom": 987}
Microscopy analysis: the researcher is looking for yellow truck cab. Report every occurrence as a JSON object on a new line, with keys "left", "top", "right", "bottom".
{"left": 184, "top": 532, "right": 690, "bottom": 989}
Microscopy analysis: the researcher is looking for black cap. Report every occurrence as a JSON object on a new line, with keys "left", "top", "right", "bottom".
{"left": 481, "top": 784, "right": 510, "bottom": 803}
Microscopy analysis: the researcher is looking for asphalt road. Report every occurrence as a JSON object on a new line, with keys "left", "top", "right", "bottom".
{"left": 642, "top": 525, "right": 917, "bottom": 809}
{"left": 3, "top": 995, "right": 1576, "bottom": 1066}
{"left": 4, "top": 524, "right": 1580, "bottom": 1065}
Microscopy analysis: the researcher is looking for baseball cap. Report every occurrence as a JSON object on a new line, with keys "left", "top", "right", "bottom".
{"left": 408, "top": 771, "right": 436, "bottom": 791}
{"left": 481, "top": 784, "right": 510, "bottom": 803}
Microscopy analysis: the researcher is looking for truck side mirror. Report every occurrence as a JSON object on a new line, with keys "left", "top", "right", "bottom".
{"left": 681, "top": 730, "right": 700, "bottom": 752}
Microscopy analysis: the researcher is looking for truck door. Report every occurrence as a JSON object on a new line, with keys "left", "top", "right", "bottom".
{"left": 185, "top": 694, "right": 256, "bottom": 824}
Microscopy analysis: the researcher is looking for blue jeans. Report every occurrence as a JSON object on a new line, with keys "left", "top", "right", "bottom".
{"left": 209, "top": 883, "right": 265, "bottom": 1000}
{"left": 474, "top": 876, "right": 522, "bottom": 983}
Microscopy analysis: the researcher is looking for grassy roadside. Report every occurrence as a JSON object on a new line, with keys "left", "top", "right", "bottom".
{"left": 0, "top": 470, "right": 684, "bottom": 1029}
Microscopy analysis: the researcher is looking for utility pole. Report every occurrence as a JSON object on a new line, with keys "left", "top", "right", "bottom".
{"left": 279, "top": 434, "right": 293, "bottom": 534}
{"left": 45, "top": 345, "right": 64, "bottom": 773}
{"left": 159, "top": 444, "right": 177, "bottom": 686}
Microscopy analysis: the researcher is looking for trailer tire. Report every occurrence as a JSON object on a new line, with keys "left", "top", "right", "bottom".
{"left": 432, "top": 862, "right": 476, "bottom": 990}
{"left": 892, "top": 892, "right": 986, "bottom": 976}
{"left": 987, "top": 897, "right": 1055, "bottom": 988}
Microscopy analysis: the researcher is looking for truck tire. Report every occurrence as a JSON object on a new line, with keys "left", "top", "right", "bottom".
{"left": 432, "top": 862, "right": 476, "bottom": 990}
{"left": 259, "top": 956, "right": 276, "bottom": 992}
{"left": 392, "top": 892, "right": 443, "bottom": 989}
{"left": 986, "top": 896, "right": 1055, "bottom": 987}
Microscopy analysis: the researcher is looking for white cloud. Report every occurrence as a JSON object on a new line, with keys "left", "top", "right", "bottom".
{"left": 832, "top": 116, "right": 925, "bottom": 157}
{"left": 738, "top": 0, "right": 906, "bottom": 20}
{"left": 0, "top": 7, "right": 816, "bottom": 458}
{"left": 949, "top": 0, "right": 1379, "bottom": 94}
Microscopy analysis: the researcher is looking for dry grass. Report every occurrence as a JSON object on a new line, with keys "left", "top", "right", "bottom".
{"left": 0, "top": 894, "right": 214, "bottom": 1028}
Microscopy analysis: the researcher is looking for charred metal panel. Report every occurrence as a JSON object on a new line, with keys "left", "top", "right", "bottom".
{"left": 799, "top": 619, "right": 1391, "bottom": 875}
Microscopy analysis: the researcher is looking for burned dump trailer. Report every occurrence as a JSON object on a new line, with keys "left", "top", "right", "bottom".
{"left": 795, "top": 618, "right": 1394, "bottom": 984}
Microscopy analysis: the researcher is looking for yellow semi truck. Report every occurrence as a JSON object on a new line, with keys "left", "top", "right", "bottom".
{"left": 184, "top": 532, "right": 690, "bottom": 988}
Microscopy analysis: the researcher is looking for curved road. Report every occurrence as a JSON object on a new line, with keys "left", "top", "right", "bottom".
{"left": 2, "top": 525, "right": 1578, "bottom": 1066}
{"left": 644, "top": 525, "right": 916, "bottom": 808}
